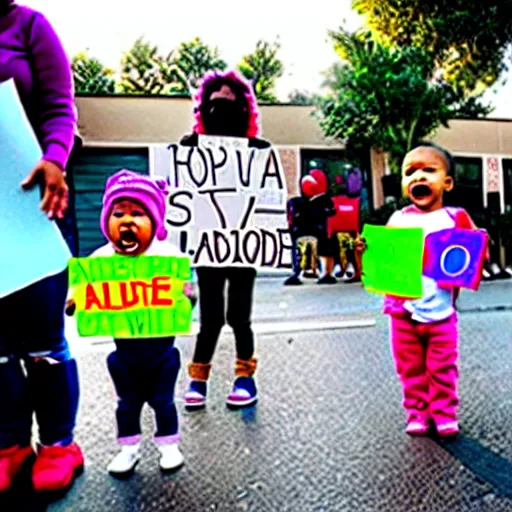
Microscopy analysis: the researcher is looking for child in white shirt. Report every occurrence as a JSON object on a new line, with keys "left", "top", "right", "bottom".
{"left": 67, "top": 169, "right": 195, "bottom": 475}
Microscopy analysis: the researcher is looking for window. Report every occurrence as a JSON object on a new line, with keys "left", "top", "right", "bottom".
{"left": 300, "top": 149, "right": 372, "bottom": 214}
{"left": 450, "top": 157, "right": 484, "bottom": 214}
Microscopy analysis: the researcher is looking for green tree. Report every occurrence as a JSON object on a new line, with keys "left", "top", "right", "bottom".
{"left": 238, "top": 40, "right": 284, "bottom": 102}
{"left": 119, "top": 37, "right": 167, "bottom": 95}
{"left": 171, "top": 37, "right": 227, "bottom": 92}
{"left": 351, "top": 0, "right": 512, "bottom": 96}
{"left": 71, "top": 51, "right": 116, "bottom": 94}
{"left": 159, "top": 56, "right": 192, "bottom": 96}
{"left": 317, "top": 32, "right": 490, "bottom": 173}
{"left": 288, "top": 89, "right": 319, "bottom": 105}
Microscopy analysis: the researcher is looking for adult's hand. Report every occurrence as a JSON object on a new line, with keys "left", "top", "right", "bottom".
{"left": 21, "top": 159, "right": 69, "bottom": 219}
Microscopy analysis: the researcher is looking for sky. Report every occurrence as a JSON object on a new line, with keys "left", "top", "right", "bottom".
{"left": 27, "top": 0, "right": 512, "bottom": 117}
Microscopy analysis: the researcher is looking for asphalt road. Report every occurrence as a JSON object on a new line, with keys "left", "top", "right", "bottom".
{"left": 1, "top": 279, "right": 511, "bottom": 512}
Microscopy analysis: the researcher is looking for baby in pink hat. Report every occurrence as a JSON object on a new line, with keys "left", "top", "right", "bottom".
{"left": 67, "top": 169, "right": 195, "bottom": 476}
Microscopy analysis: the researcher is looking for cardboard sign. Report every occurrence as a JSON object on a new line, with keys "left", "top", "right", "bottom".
{"left": 423, "top": 228, "right": 488, "bottom": 290}
{"left": 0, "top": 79, "right": 71, "bottom": 298}
{"left": 361, "top": 225, "right": 424, "bottom": 298}
{"left": 328, "top": 195, "right": 360, "bottom": 236}
{"left": 150, "top": 139, "right": 292, "bottom": 268}
{"left": 68, "top": 255, "right": 193, "bottom": 338}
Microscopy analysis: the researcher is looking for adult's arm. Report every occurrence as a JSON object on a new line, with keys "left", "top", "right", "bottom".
{"left": 27, "top": 10, "right": 76, "bottom": 170}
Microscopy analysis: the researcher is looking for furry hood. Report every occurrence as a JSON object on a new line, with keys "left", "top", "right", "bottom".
{"left": 192, "top": 70, "right": 260, "bottom": 138}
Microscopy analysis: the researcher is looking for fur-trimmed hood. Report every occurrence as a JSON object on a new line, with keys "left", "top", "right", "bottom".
{"left": 192, "top": 70, "right": 260, "bottom": 138}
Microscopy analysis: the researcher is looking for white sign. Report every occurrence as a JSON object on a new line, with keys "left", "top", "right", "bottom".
{"left": 0, "top": 79, "right": 71, "bottom": 298}
{"left": 150, "top": 138, "right": 292, "bottom": 268}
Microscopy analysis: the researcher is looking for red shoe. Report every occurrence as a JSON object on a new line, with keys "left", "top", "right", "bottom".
{"left": 0, "top": 445, "right": 34, "bottom": 492}
{"left": 32, "top": 442, "right": 84, "bottom": 492}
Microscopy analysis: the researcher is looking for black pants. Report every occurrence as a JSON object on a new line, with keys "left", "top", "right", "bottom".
{"left": 290, "top": 232, "right": 301, "bottom": 277}
{"left": 107, "top": 339, "right": 180, "bottom": 440}
{"left": 193, "top": 267, "right": 257, "bottom": 364}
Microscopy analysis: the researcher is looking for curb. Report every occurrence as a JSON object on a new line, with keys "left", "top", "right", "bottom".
{"left": 459, "top": 305, "right": 512, "bottom": 313}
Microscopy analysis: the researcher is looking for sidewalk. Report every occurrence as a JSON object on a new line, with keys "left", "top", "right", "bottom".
{"left": 251, "top": 276, "right": 512, "bottom": 320}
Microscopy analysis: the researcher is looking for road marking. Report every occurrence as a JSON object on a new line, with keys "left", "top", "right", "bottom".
{"left": 251, "top": 319, "right": 376, "bottom": 334}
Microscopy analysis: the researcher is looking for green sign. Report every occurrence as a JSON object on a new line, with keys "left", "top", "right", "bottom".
{"left": 68, "top": 255, "right": 193, "bottom": 338}
{"left": 361, "top": 225, "right": 424, "bottom": 298}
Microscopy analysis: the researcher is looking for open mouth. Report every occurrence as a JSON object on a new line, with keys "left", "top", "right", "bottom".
{"left": 116, "top": 228, "right": 140, "bottom": 253}
{"left": 409, "top": 183, "right": 432, "bottom": 200}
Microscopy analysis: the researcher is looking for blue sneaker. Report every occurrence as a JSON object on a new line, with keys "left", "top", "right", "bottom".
{"left": 226, "top": 376, "right": 258, "bottom": 408}
{"left": 185, "top": 380, "right": 207, "bottom": 409}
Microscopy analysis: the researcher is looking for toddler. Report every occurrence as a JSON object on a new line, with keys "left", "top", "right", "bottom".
{"left": 358, "top": 142, "right": 483, "bottom": 437}
{"left": 67, "top": 170, "right": 195, "bottom": 474}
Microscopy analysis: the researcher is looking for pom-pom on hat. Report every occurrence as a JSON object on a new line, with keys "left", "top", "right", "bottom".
{"left": 100, "top": 169, "right": 169, "bottom": 242}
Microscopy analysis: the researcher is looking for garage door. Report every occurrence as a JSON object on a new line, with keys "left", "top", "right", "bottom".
{"left": 73, "top": 147, "right": 149, "bottom": 256}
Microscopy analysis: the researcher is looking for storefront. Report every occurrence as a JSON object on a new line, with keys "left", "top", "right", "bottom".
{"left": 72, "top": 96, "right": 512, "bottom": 262}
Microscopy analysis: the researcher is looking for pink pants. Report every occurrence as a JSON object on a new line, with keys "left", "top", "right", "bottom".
{"left": 389, "top": 313, "right": 459, "bottom": 425}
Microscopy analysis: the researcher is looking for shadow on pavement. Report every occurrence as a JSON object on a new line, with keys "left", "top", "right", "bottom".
{"left": 0, "top": 456, "right": 83, "bottom": 512}
{"left": 436, "top": 434, "right": 512, "bottom": 499}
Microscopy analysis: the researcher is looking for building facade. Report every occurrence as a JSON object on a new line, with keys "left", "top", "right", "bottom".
{"left": 72, "top": 96, "right": 512, "bottom": 258}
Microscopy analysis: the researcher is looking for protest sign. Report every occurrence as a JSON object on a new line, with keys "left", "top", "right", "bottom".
{"left": 361, "top": 224, "right": 424, "bottom": 298}
{"left": 150, "top": 137, "right": 292, "bottom": 267}
{"left": 0, "top": 79, "right": 71, "bottom": 298}
{"left": 68, "top": 255, "right": 193, "bottom": 338}
{"left": 423, "top": 228, "right": 488, "bottom": 290}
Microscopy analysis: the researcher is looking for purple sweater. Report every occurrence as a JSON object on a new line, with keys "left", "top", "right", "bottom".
{"left": 0, "top": 3, "right": 76, "bottom": 170}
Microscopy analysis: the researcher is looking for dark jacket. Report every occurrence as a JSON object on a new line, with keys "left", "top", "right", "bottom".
{"left": 287, "top": 196, "right": 312, "bottom": 238}
{"left": 308, "top": 193, "right": 336, "bottom": 239}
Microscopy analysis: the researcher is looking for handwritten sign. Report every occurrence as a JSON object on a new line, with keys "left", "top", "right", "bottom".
{"left": 0, "top": 79, "right": 71, "bottom": 298}
{"left": 150, "top": 138, "right": 292, "bottom": 268}
{"left": 361, "top": 224, "right": 424, "bottom": 298}
{"left": 68, "top": 255, "right": 193, "bottom": 338}
{"left": 424, "top": 228, "right": 488, "bottom": 290}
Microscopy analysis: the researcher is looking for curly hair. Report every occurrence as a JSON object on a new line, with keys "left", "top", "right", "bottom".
{"left": 411, "top": 140, "right": 456, "bottom": 178}
{"left": 192, "top": 70, "right": 260, "bottom": 138}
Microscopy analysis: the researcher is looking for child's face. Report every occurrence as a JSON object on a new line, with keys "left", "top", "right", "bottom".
{"left": 107, "top": 199, "right": 154, "bottom": 256}
{"left": 401, "top": 147, "right": 454, "bottom": 212}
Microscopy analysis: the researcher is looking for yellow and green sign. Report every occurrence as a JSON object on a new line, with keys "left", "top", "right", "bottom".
{"left": 68, "top": 255, "right": 193, "bottom": 338}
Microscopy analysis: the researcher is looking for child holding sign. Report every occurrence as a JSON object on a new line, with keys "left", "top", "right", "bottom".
{"left": 181, "top": 70, "right": 269, "bottom": 409}
{"left": 358, "top": 142, "right": 482, "bottom": 437}
{"left": 67, "top": 170, "right": 196, "bottom": 475}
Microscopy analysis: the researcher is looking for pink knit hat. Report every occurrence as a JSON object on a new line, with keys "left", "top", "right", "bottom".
{"left": 100, "top": 169, "right": 169, "bottom": 242}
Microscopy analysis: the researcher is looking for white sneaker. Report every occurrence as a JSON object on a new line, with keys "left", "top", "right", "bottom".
{"left": 343, "top": 262, "right": 356, "bottom": 281}
{"left": 107, "top": 444, "right": 140, "bottom": 475}
{"left": 158, "top": 443, "right": 184, "bottom": 471}
{"left": 490, "top": 263, "right": 502, "bottom": 276}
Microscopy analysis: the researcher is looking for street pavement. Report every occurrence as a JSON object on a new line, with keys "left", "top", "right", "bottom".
{"left": 1, "top": 278, "right": 511, "bottom": 512}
